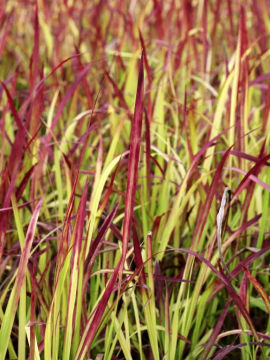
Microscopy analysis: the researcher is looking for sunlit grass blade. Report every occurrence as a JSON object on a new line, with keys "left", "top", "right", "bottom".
{"left": 0, "top": 198, "right": 43, "bottom": 360}
{"left": 63, "top": 181, "right": 88, "bottom": 360}
{"left": 120, "top": 50, "right": 144, "bottom": 275}
{"left": 74, "top": 261, "right": 121, "bottom": 360}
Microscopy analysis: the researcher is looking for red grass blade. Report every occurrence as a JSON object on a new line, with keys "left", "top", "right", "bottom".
{"left": 139, "top": 30, "right": 152, "bottom": 86}
{"left": 192, "top": 146, "right": 232, "bottom": 248}
{"left": 263, "top": 81, "right": 270, "bottom": 132}
{"left": 104, "top": 70, "right": 132, "bottom": 120}
{"left": 75, "top": 261, "right": 121, "bottom": 360}
{"left": 144, "top": 109, "right": 152, "bottom": 197}
{"left": 0, "top": 11, "right": 12, "bottom": 58}
{"left": 74, "top": 47, "right": 94, "bottom": 108}
{"left": 83, "top": 201, "right": 120, "bottom": 283}
{"left": 234, "top": 154, "right": 270, "bottom": 199}
{"left": 209, "top": 236, "right": 270, "bottom": 299}
{"left": 19, "top": 54, "right": 84, "bottom": 119}
{"left": 201, "top": 298, "right": 231, "bottom": 360}
{"left": 170, "top": 248, "right": 259, "bottom": 341}
{"left": 132, "top": 224, "right": 146, "bottom": 287}
{"left": 0, "top": 167, "right": 20, "bottom": 264}
{"left": 212, "top": 341, "right": 270, "bottom": 360}
{"left": 219, "top": 149, "right": 270, "bottom": 165}
{"left": 15, "top": 165, "right": 37, "bottom": 201}
{"left": 29, "top": 4, "right": 40, "bottom": 91}
{"left": 244, "top": 267, "right": 270, "bottom": 315}
{"left": 45, "top": 64, "right": 91, "bottom": 142}
{"left": 0, "top": 198, "right": 43, "bottom": 359}
{"left": 119, "top": 50, "right": 144, "bottom": 274}
{"left": 15, "top": 198, "right": 43, "bottom": 295}
{"left": 228, "top": 167, "right": 270, "bottom": 192}
{"left": 239, "top": 271, "right": 248, "bottom": 307}
{"left": 0, "top": 81, "right": 24, "bottom": 132}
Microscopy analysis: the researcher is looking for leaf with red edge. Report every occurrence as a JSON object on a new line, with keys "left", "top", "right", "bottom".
{"left": 75, "top": 261, "right": 121, "bottom": 360}
{"left": 19, "top": 54, "right": 83, "bottom": 119}
{"left": 63, "top": 180, "right": 89, "bottom": 358}
{"left": 105, "top": 70, "right": 132, "bottom": 120}
{"left": 228, "top": 167, "right": 270, "bottom": 192}
{"left": 139, "top": 30, "right": 152, "bottom": 86}
{"left": 132, "top": 224, "right": 146, "bottom": 286}
{"left": 83, "top": 200, "right": 120, "bottom": 282}
{"left": 29, "top": 3, "right": 40, "bottom": 91}
{"left": 202, "top": 298, "right": 231, "bottom": 360}
{"left": 192, "top": 146, "right": 232, "bottom": 247}
{"left": 0, "top": 81, "right": 24, "bottom": 131}
{"left": 212, "top": 342, "right": 270, "bottom": 360}
{"left": 170, "top": 248, "right": 259, "bottom": 341}
{"left": 209, "top": 236, "right": 270, "bottom": 300}
{"left": 234, "top": 154, "right": 270, "bottom": 199}
{"left": 0, "top": 12, "right": 13, "bottom": 57}
{"left": 74, "top": 46, "right": 94, "bottom": 108}
{"left": 239, "top": 272, "right": 248, "bottom": 307}
{"left": 15, "top": 165, "right": 37, "bottom": 201}
{"left": 218, "top": 149, "right": 270, "bottom": 165}
{"left": 0, "top": 198, "right": 43, "bottom": 360}
{"left": 0, "top": 167, "right": 20, "bottom": 263}
{"left": 75, "top": 50, "right": 144, "bottom": 360}
{"left": 45, "top": 64, "right": 91, "bottom": 142}
{"left": 120, "top": 51, "right": 144, "bottom": 272}
{"left": 263, "top": 82, "right": 270, "bottom": 132}
{"left": 0, "top": 82, "right": 27, "bottom": 182}
{"left": 144, "top": 109, "right": 152, "bottom": 196}
{"left": 244, "top": 267, "right": 270, "bottom": 314}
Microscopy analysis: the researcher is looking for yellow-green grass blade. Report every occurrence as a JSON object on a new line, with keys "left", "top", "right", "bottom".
{"left": 86, "top": 152, "right": 127, "bottom": 256}
{"left": 142, "top": 232, "right": 159, "bottom": 360}
{"left": 204, "top": 70, "right": 234, "bottom": 172}
{"left": 0, "top": 199, "right": 42, "bottom": 360}
{"left": 25, "top": 324, "right": 41, "bottom": 360}
{"left": 11, "top": 194, "right": 27, "bottom": 360}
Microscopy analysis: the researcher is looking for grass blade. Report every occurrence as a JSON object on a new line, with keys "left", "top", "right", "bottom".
{"left": 0, "top": 199, "right": 43, "bottom": 360}
{"left": 120, "top": 50, "right": 144, "bottom": 274}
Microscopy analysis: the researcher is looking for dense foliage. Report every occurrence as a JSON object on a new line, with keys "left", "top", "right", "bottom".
{"left": 0, "top": 1, "right": 270, "bottom": 359}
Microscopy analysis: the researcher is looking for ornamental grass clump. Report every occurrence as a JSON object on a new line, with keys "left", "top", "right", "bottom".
{"left": 0, "top": 1, "right": 270, "bottom": 359}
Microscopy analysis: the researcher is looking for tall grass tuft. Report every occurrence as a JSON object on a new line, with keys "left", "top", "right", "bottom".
{"left": 0, "top": 1, "right": 270, "bottom": 359}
